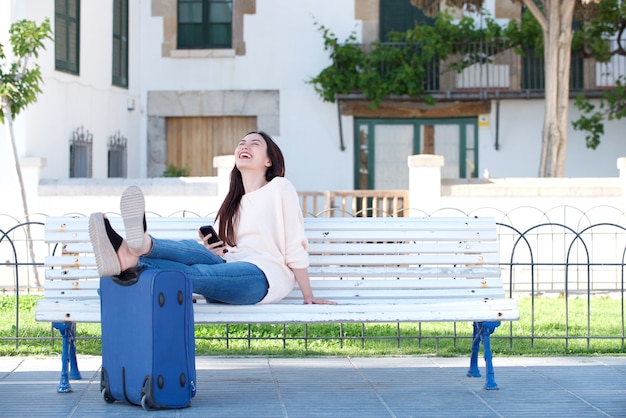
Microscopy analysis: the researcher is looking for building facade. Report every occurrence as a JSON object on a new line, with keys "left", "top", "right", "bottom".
{"left": 1, "top": 0, "right": 625, "bottom": 204}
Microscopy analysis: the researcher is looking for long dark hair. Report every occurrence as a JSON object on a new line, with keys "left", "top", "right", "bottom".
{"left": 216, "top": 131, "right": 285, "bottom": 246}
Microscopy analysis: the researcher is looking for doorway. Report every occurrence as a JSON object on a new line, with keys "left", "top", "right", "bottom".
{"left": 354, "top": 117, "right": 478, "bottom": 189}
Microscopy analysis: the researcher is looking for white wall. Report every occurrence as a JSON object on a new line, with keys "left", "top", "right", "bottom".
{"left": 478, "top": 100, "right": 625, "bottom": 178}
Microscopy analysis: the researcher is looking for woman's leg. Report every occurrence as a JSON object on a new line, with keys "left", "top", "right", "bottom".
{"left": 91, "top": 195, "right": 266, "bottom": 304}
{"left": 139, "top": 256, "right": 268, "bottom": 305}
{"left": 142, "top": 237, "right": 223, "bottom": 265}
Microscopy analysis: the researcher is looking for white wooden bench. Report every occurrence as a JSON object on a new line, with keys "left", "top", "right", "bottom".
{"left": 36, "top": 215, "right": 519, "bottom": 392}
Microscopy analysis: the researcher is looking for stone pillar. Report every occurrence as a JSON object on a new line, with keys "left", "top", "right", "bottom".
{"left": 408, "top": 154, "right": 444, "bottom": 216}
{"left": 214, "top": 155, "right": 235, "bottom": 203}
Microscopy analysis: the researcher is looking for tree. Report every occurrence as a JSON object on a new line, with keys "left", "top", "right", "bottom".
{"left": 525, "top": 1, "right": 577, "bottom": 177}
{"left": 0, "top": 18, "right": 52, "bottom": 287}
{"left": 448, "top": 0, "right": 599, "bottom": 176}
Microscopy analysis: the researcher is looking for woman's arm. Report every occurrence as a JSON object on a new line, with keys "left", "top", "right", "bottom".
{"left": 292, "top": 268, "right": 337, "bottom": 305}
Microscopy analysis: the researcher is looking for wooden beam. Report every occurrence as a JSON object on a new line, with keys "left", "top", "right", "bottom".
{"left": 339, "top": 100, "right": 491, "bottom": 118}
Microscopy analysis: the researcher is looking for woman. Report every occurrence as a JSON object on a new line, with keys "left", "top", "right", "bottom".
{"left": 89, "top": 131, "right": 335, "bottom": 305}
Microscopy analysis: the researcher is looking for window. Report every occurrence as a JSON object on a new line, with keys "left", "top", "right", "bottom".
{"left": 69, "top": 126, "right": 92, "bottom": 178}
{"left": 177, "top": 0, "right": 233, "bottom": 49}
{"left": 55, "top": 0, "right": 80, "bottom": 74}
{"left": 112, "top": 0, "right": 129, "bottom": 88}
{"left": 108, "top": 132, "right": 127, "bottom": 178}
{"left": 379, "top": 0, "right": 435, "bottom": 41}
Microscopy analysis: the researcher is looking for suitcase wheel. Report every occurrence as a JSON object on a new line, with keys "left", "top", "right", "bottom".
{"left": 102, "top": 388, "right": 115, "bottom": 404}
{"left": 141, "top": 394, "right": 154, "bottom": 411}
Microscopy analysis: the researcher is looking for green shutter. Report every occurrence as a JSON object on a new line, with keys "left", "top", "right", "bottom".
{"left": 112, "top": 0, "right": 129, "bottom": 88}
{"left": 55, "top": 0, "right": 80, "bottom": 74}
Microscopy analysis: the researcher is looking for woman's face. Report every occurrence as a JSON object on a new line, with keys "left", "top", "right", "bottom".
{"left": 234, "top": 133, "right": 271, "bottom": 172}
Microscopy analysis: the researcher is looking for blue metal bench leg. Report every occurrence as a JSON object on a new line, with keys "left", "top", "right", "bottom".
{"left": 466, "top": 321, "right": 500, "bottom": 390}
{"left": 53, "top": 322, "right": 82, "bottom": 393}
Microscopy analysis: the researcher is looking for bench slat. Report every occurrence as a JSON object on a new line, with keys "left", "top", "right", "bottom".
{"left": 35, "top": 298, "right": 518, "bottom": 324}
{"left": 43, "top": 277, "right": 505, "bottom": 289}
{"left": 46, "top": 229, "right": 496, "bottom": 244}
{"left": 307, "top": 266, "right": 501, "bottom": 278}
{"left": 41, "top": 275, "right": 506, "bottom": 301}
{"left": 45, "top": 217, "right": 498, "bottom": 243}
{"left": 308, "top": 253, "right": 499, "bottom": 265}
{"left": 42, "top": 289, "right": 506, "bottom": 304}
{"left": 44, "top": 216, "right": 496, "bottom": 230}
{"left": 46, "top": 267, "right": 502, "bottom": 281}
{"left": 45, "top": 253, "right": 499, "bottom": 268}
{"left": 59, "top": 241, "right": 500, "bottom": 256}
{"left": 40, "top": 277, "right": 508, "bottom": 317}
{"left": 46, "top": 266, "right": 502, "bottom": 280}
{"left": 309, "top": 242, "right": 499, "bottom": 254}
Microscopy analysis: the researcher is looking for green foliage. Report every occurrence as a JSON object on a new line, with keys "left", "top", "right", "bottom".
{"left": 504, "top": 8, "right": 544, "bottom": 54}
{"left": 308, "top": 10, "right": 543, "bottom": 108}
{"left": 575, "top": 0, "right": 626, "bottom": 62}
{"left": 162, "top": 164, "right": 190, "bottom": 177}
{"left": 308, "top": 24, "right": 364, "bottom": 103}
{"left": 572, "top": 0, "right": 626, "bottom": 149}
{"left": 573, "top": 77, "right": 626, "bottom": 149}
{"left": 0, "top": 18, "right": 52, "bottom": 124}
{"left": 0, "top": 294, "right": 38, "bottom": 312}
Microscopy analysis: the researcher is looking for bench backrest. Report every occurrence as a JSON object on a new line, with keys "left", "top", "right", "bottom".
{"left": 43, "top": 216, "right": 502, "bottom": 305}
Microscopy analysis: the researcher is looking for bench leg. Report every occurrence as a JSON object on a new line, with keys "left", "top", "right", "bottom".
{"left": 52, "top": 322, "right": 82, "bottom": 393}
{"left": 467, "top": 321, "right": 500, "bottom": 390}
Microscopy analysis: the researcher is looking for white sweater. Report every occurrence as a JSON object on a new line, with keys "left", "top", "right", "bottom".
{"left": 220, "top": 177, "right": 309, "bottom": 303}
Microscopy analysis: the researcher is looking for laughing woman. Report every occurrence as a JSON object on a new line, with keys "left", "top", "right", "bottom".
{"left": 88, "top": 131, "right": 336, "bottom": 306}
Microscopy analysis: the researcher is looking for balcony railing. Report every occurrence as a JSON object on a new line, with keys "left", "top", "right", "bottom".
{"left": 299, "top": 190, "right": 409, "bottom": 217}
{"left": 368, "top": 39, "right": 626, "bottom": 100}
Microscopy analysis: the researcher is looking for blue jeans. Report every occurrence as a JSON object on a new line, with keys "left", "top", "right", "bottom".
{"left": 137, "top": 237, "right": 269, "bottom": 304}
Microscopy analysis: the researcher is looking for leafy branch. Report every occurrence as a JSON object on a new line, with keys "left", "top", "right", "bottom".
{"left": 308, "top": 10, "right": 543, "bottom": 109}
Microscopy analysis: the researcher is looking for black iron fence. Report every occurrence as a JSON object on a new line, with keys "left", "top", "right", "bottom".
{"left": 1, "top": 205, "right": 625, "bottom": 352}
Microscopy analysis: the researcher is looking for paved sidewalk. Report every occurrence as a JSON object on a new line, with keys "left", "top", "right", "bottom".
{"left": 0, "top": 356, "right": 625, "bottom": 417}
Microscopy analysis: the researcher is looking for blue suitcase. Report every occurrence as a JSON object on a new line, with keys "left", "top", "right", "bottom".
{"left": 100, "top": 269, "right": 196, "bottom": 410}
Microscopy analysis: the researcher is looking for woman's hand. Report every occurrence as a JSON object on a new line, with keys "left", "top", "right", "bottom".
{"left": 303, "top": 297, "right": 337, "bottom": 305}
{"left": 292, "top": 268, "right": 338, "bottom": 305}
{"left": 198, "top": 229, "right": 228, "bottom": 257}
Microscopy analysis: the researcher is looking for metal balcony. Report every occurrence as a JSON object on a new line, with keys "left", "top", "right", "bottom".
{"left": 358, "top": 39, "right": 626, "bottom": 101}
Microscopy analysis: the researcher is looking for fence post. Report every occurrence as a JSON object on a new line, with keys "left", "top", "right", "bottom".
{"left": 408, "top": 154, "right": 444, "bottom": 216}
{"left": 214, "top": 155, "right": 235, "bottom": 204}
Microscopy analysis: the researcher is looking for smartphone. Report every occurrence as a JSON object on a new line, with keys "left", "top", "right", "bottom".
{"left": 200, "top": 225, "right": 222, "bottom": 245}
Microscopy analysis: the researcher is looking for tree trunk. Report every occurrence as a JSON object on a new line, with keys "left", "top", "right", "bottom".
{"left": 527, "top": 0, "right": 575, "bottom": 177}
{"left": 1, "top": 97, "right": 41, "bottom": 288}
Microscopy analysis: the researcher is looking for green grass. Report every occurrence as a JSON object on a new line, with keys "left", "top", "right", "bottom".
{"left": 1, "top": 295, "right": 625, "bottom": 357}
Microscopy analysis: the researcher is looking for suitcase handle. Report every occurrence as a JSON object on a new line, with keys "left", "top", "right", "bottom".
{"left": 111, "top": 268, "right": 141, "bottom": 286}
